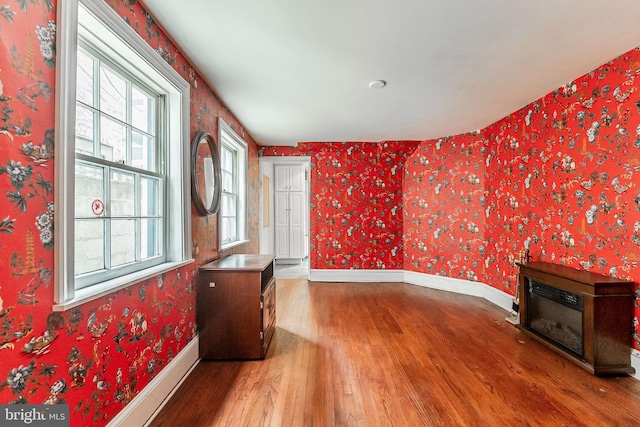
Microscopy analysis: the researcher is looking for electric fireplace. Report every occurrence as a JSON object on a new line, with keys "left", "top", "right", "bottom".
{"left": 517, "top": 262, "right": 635, "bottom": 376}
{"left": 528, "top": 281, "right": 583, "bottom": 357}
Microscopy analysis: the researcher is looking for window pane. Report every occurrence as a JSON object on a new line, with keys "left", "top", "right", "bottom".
{"left": 227, "top": 217, "right": 237, "bottom": 241}
{"left": 100, "top": 65, "right": 127, "bottom": 121}
{"left": 227, "top": 194, "right": 236, "bottom": 216}
{"left": 140, "top": 176, "right": 159, "bottom": 216}
{"left": 100, "top": 116, "right": 127, "bottom": 163}
{"left": 222, "top": 217, "right": 230, "bottom": 241}
{"left": 111, "top": 219, "right": 135, "bottom": 266}
{"left": 140, "top": 218, "right": 160, "bottom": 259}
{"left": 75, "top": 219, "right": 105, "bottom": 275}
{"left": 131, "top": 131, "right": 155, "bottom": 171}
{"left": 110, "top": 170, "right": 135, "bottom": 216}
{"left": 222, "top": 171, "right": 233, "bottom": 193}
{"left": 75, "top": 163, "right": 104, "bottom": 217}
{"left": 221, "top": 194, "right": 231, "bottom": 216}
{"left": 132, "top": 86, "right": 154, "bottom": 134}
{"left": 222, "top": 148, "right": 234, "bottom": 172}
{"left": 76, "top": 50, "right": 94, "bottom": 106}
{"left": 75, "top": 105, "right": 95, "bottom": 155}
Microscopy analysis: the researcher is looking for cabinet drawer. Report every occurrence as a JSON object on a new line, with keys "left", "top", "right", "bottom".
{"left": 261, "top": 277, "right": 276, "bottom": 356}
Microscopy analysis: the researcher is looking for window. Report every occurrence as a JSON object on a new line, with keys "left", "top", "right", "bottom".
{"left": 219, "top": 119, "right": 248, "bottom": 249}
{"left": 220, "top": 145, "right": 237, "bottom": 242}
{"left": 54, "top": 0, "right": 191, "bottom": 309}
{"left": 74, "top": 47, "right": 164, "bottom": 288}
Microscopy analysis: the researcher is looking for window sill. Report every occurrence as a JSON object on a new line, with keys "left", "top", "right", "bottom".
{"left": 52, "top": 259, "right": 195, "bottom": 311}
{"left": 220, "top": 239, "right": 250, "bottom": 252}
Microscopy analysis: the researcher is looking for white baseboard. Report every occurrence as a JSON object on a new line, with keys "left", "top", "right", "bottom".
{"left": 404, "top": 270, "right": 514, "bottom": 312}
{"left": 482, "top": 283, "right": 514, "bottom": 312}
{"left": 403, "top": 270, "right": 485, "bottom": 297}
{"left": 309, "top": 269, "right": 404, "bottom": 282}
{"left": 311, "top": 269, "right": 513, "bottom": 311}
{"left": 107, "top": 336, "right": 200, "bottom": 427}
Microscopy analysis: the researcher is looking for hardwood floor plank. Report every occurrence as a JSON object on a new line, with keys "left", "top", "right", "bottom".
{"left": 149, "top": 279, "right": 640, "bottom": 427}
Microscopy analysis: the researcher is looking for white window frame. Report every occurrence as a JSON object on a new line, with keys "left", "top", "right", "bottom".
{"left": 54, "top": 0, "right": 192, "bottom": 310}
{"left": 74, "top": 45, "right": 165, "bottom": 289}
{"left": 218, "top": 118, "right": 248, "bottom": 250}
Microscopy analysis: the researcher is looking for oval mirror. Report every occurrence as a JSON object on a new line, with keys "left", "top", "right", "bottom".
{"left": 191, "top": 131, "right": 221, "bottom": 215}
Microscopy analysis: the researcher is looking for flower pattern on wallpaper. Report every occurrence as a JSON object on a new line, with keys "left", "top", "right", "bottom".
{"left": 0, "top": 1, "right": 259, "bottom": 425}
{"left": 404, "top": 48, "right": 640, "bottom": 350}
{"left": 484, "top": 57, "right": 640, "bottom": 287}
{"left": 403, "top": 133, "right": 487, "bottom": 282}
{"left": 485, "top": 52, "right": 640, "bottom": 348}
{"left": 261, "top": 141, "right": 419, "bottom": 270}
{"left": 2, "top": 2, "right": 640, "bottom": 425}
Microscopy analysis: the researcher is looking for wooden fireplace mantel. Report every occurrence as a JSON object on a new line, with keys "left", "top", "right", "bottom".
{"left": 517, "top": 262, "right": 635, "bottom": 376}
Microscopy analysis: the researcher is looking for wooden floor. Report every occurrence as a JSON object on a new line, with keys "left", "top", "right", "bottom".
{"left": 149, "top": 279, "right": 640, "bottom": 426}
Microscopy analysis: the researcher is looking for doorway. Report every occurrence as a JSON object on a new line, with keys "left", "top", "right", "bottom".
{"left": 259, "top": 156, "right": 311, "bottom": 279}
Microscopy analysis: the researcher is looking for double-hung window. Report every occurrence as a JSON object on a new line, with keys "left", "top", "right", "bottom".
{"left": 74, "top": 47, "right": 164, "bottom": 288}
{"left": 219, "top": 119, "right": 248, "bottom": 250}
{"left": 54, "top": 0, "right": 191, "bottom": 309}
{"left": 220, "top": 144, "right": 237, "bottom": 243}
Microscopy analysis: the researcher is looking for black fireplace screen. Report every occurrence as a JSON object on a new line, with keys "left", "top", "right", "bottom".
{"left": 527, "top": 280, "right": 584, "bottom": 356}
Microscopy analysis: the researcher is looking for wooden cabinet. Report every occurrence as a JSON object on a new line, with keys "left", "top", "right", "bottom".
{"left": 198, "top": 254, "right": 276, "bottom": 360}
{"left": 517, "top": 262, "right": 634, "bottom": 376}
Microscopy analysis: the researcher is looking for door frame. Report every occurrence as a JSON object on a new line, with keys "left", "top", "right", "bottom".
{"left": 259, "top": 156, "right": 311, "bottom": 267}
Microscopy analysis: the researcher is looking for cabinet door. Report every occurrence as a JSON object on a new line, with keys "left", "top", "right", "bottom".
{"left": 288, "top": 164, "right": 305, "bottom": 192}
{"left": 274, "top": 165, "right": 289, "bottom": 192}
{"left": 274, "top": 164, "right": 305, "bottom": 192}
{"left": 288, "top": 192, "right": 306, "bottom": 259}
{"left": 198, "top": 270, "right": 262, "bottom": 359}
{"left": 274, "top": 192, "right": 290, "bottom": 258}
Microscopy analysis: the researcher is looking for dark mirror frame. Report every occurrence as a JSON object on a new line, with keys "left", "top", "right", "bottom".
{"left": 191, "top": 131, "right": 222, "bottom": 216}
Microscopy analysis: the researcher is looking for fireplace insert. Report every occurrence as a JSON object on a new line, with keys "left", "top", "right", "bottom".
{"left": 527, "top": 280, "right": 583, "bottom": 357}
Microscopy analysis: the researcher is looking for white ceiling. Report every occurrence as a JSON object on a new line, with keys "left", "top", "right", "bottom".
{"left": 143, "top": 0, "right": 640, "bottom": 146}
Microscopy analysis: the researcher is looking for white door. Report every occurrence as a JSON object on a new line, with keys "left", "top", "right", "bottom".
{"left": 288, "top": 192, "right": 305, "bottom": 259}
{"left": 273, "top": 162, "right": 308, "bottom": 262}
{"left": 274, "top": 192, "right": 290, "bottom": 258}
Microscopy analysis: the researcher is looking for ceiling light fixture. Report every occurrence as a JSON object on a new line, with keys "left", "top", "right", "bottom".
{"left": 369, "top": 80, "right": 386, "bottom": 89}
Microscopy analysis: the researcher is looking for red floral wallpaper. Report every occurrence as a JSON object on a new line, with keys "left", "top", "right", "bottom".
{"left": 403, "top": 134, "right": 487, "bottom": 282}
{"left": 2, "top": 0, "right": 639, "bottom": 422}
{"left": 404, "top": 49, "right": 640, "bottom": 350}
{"left": 0, "top": 0, "right": 259, "bottom": 425}
{"left": 261, "top": 142, "right": 419, "bottom": 270}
